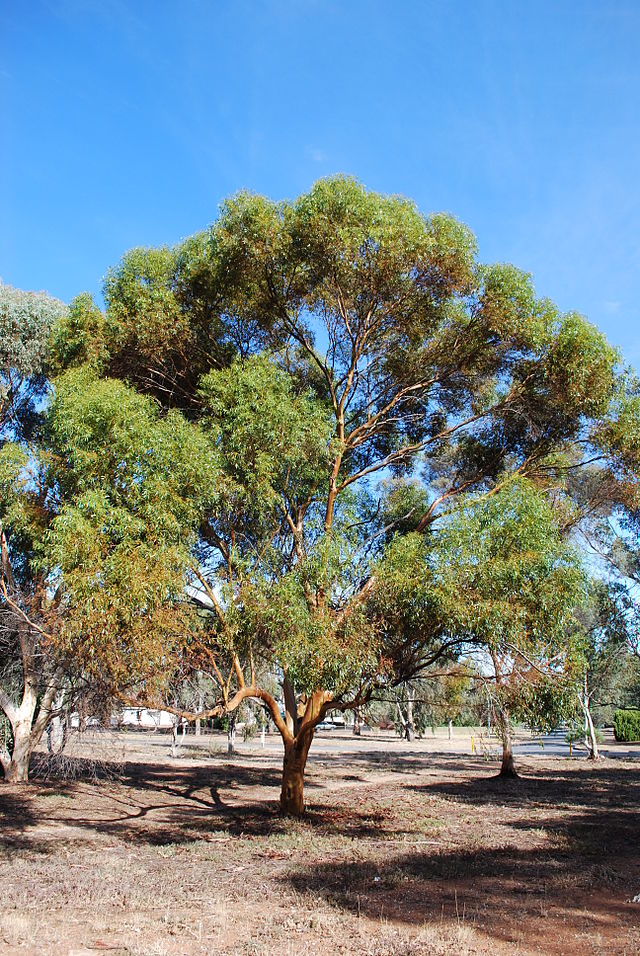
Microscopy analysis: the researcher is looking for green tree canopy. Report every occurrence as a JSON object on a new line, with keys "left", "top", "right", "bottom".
{"left": 45, "top": 177, "right": 638, "bottom": 810}
{"left": 0, "top": 283, "right": 67, "bottom": 441}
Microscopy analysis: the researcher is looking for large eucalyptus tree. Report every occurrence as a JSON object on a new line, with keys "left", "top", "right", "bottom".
{"left": 50, "top": 178, "right": 636, "bottom": 812}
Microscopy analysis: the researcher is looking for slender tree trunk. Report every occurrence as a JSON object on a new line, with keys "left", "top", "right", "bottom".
{"left": 448, "top": 719, "right": 453, "bottom": 741}
{"left": 195, "top": 688, "right": 204, "bottom": 736}
{"left": 353, "top": 708, "right": 361, "bottom": 736}
{"left": 582, "top": 680, "right": 600, "bottom": 761}
{"left": 47, "top": 715, "right": 68, "bottom": 755}
{"left": 498, "top": 708, "right": 518, "bottom": 778}
{"left": 585, "top": 706, "right": 600, "bottom": 760}
{"left": 280, "top": 731, "right": 313, "bottom": 817}
{"left": 170, "top": 721, "right": 179, "bottom": 758}
{"left": 227, "top": 713, "right": 237, "bottom": 756}
{"left": 405, "top": 694, "right": 415, "bottom": 741}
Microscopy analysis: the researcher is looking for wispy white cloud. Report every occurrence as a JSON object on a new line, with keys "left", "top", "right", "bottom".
{"left": 307, "top": 147, "right": 327, "bottom": 164}
{"left": 602, "top": 300, "right": 622, "bottom": 314}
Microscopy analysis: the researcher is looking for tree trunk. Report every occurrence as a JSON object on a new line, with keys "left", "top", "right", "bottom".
{"left": 498, "top": 709, "right": 518, "bottom": 778}
{"left": 4, "top": 723, "right": 33, "bottom": 783}
{"left": 227, "top": 713, "right": 237, "bottom": 756}
{"left": 448, "top": 719, "right": 453, "bottom": 740}
{"left": 280, "top": 732, "right": 313, "bottom": 817}
{"left": 406, "top": 694, "right": 415, "bottom": 741}
{"left": 2, "top": 673, "right": 43, "bottom": 785}
{"left": 583, "top": 689, "right": 600, "bottom": 761}
{"left": 195, "top": 689, "right": 203, "bottom": 736}
{"left": 353, "top": 708, "right": 361, "bottom": 735}
{"left": 47, "top": 715, "right": 68, "bottom": 755}
{"left": 585, "top": 712, "right": 600, "bottom": 760}
{"left": 170, "top": 721, "right": 180, "bottom": 759}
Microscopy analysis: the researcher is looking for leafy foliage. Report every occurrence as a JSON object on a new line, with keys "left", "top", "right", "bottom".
{"left": 434, "top": 479, "right": 586, "bottom": 648}
{"left": 0, "top": 283, "right": 67, "bottom": 441}
{"left": 613, "top": 708, "right": 640, "bottom": 741}
{"left": 44, "top": 368, "right": 219, "bottom": 687}
{"left": 428, "top": 479, "right": 587, "bottom": 731}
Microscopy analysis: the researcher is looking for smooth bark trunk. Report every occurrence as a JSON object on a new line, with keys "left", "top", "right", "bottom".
{"left": 3, "top": 723, "right": 33, "bottom": 783}
{"left": 396, "top": 696, "right": 415, "bottom": 741}
{"left": 1, "top": 677, "right": 49, "bottom": 784}
{"left": 353, "top": 709, "right": 361, "bottom": 736}
{"left": 584, "top": 699, "right": 600, "bottom": 760}
{"left": 498, "top": 710, "right": 518, "bottom": 778}
{"left": 170, "top": 722, "right": 179, "bottom": 758}
{"left": 405, "top": 695, "right": 415, "bottom": 741}
{"left": 227, "top": 714, "right": 237, "bottom": 755}
{"left": 47, "top": 715, "right": 68, "bottom": 755}
{"left": 280, "top": 732, "right": 313, "bottom": 817}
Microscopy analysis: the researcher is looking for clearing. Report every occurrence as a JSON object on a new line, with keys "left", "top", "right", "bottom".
{"left": 0, "top": 729, "right": 639, "bottom": 955}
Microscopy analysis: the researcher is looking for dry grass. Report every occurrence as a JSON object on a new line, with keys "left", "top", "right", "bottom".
{"left": 0, "top": 732, "right": 639, "bottom": 955}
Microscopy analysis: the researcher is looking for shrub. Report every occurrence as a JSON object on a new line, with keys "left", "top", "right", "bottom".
{"left": 613, "top": 709, "right": 640, "bottom": 742}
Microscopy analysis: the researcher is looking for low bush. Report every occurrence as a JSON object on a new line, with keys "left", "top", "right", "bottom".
{"left": 613, "top": 709, "right": 640, "bottom": 742}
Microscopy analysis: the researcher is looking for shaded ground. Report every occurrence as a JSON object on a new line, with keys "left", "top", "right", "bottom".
{"left": 0, "top": 733, "right": 639, "bottom": 955}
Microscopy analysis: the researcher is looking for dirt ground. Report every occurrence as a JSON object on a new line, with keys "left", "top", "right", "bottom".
{"left": 1, "top": 730, "right": 639, "bottom": 956}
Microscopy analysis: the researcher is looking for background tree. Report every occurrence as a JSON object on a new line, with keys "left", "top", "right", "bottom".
{"left": 0, "top": 362, "right": 216, "bottom": 782}
{"left": 0, "top": 284, "right": 70, "bottom": 782}
{"left": 0, "top": 284, "right": 67, "bottom": 444}
{"left": 388, "top": 670, "right": 474, "bottom": 740}
{"left": 430, "top": 479, "right": 586, "bottom": 777}
{"left": 574, "top": 582, "right": 640, "bottom": 759}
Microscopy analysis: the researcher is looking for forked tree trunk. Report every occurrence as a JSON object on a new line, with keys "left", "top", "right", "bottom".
{"left": 280, "top": 731, "right": 313, "bottom": 816}
{"left": 498, "top": 709, "right": 518, "bottom": 778}
{"left": 396, "top": 696, "right": 415, "bottom": 741}
{"left": 223, "top": 683, "right": 327, "bottom": 816}
{"left": 1, "top": 671, "right": 44, "bottom": 785}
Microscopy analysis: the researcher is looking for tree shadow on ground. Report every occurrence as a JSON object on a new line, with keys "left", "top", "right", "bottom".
{"left": 0, "top": 784, "right": 58, "bottom": 855}
{"left": 409, "top": 760, "right": 640, "bottom": 811}
{"left": 285, "top": 835, "right": 639, "bottom": 954}
{"left": 43, "top": 756, "right": 430, "bottom": 846}
{"left": 283, "top": 760, "right": 640, "bottom": 953}
{"left": 309, "top": 747, "right": 471, "bottom": 775}
{"left": 0, "top": 752, "right": 488, "bottom": 851}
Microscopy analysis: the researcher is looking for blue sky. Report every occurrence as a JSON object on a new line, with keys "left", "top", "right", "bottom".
{"left": 2, "top": 1, "right": 639, "bottom": 366}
